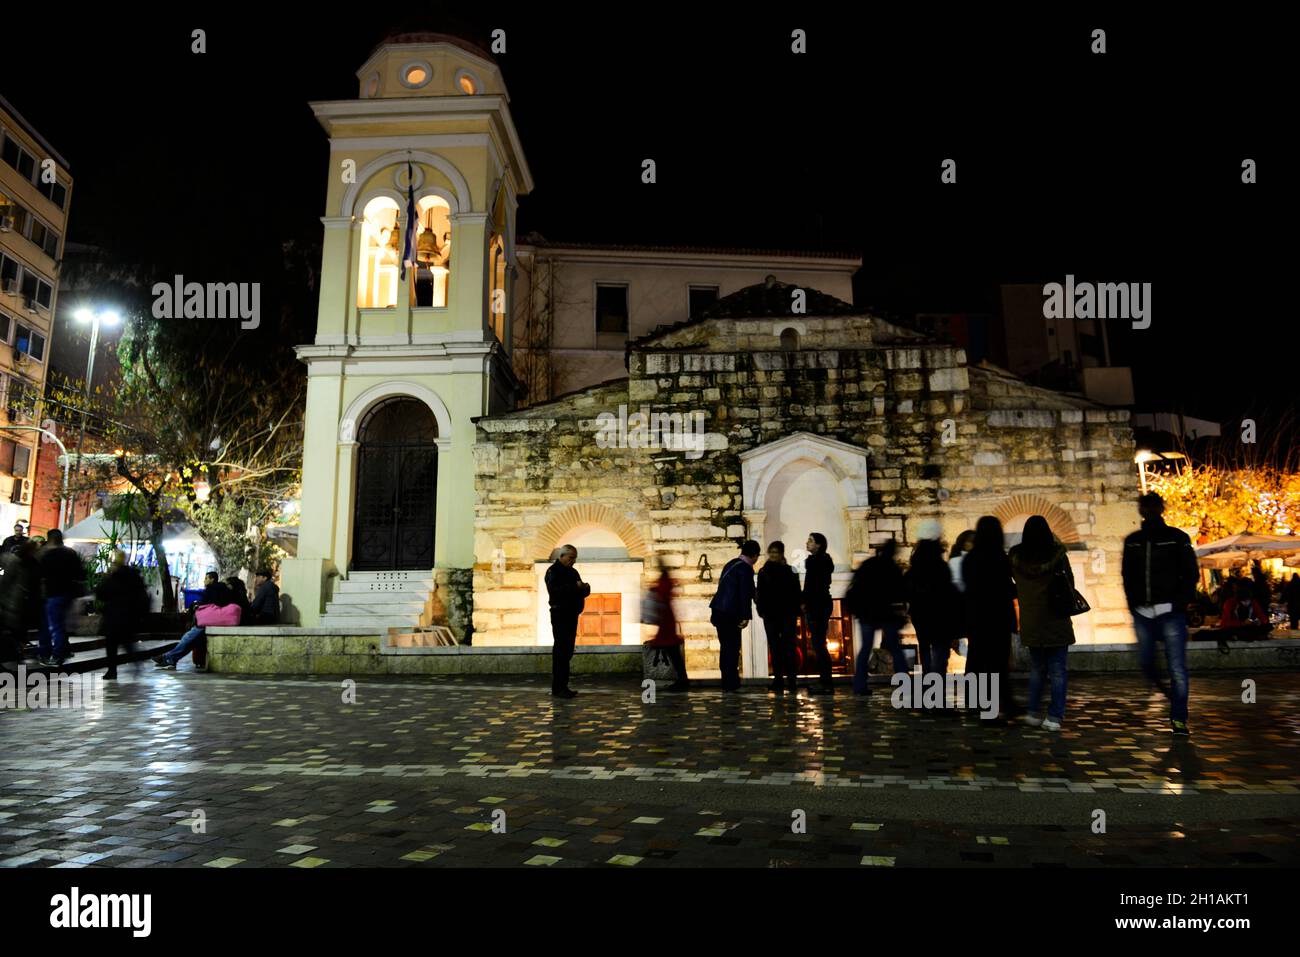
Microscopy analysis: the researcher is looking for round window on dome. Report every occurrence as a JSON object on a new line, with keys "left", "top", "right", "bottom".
{"left": 400, "top": 61, "right": 432, "bottom": 89}
{"left": 455, "top": 69, "right": 480, "bottom": 95}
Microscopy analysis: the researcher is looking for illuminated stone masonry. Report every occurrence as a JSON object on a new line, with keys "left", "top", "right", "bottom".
{"left": 472, "top": 280, "right": 1136, "bottom": 672}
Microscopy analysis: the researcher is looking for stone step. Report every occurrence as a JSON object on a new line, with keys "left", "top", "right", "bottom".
{"left": 8, "top": 639, "right": 178, "bottom": 675}
{"left": 318, "top": 615, "right": 422, "bottom": 630}
{"left": 330, "top": 589, "right": 430, "bottom": 604}
{"left": 336, "top": 579, "right": 434, "bottom": 595}
{"left": 345, "top": 570, "right": 434, "bottom": 582}
{"left": 325, "top": 600, "right": 425, "bottom": 616}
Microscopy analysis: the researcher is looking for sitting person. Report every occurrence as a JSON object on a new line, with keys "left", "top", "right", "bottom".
{"left": 250, "top": 567, "right": 280, "bottom": 625}
{"left": 1216, "top": 581, "right": 1272, "bottom": 645}
{"left": 155, "top": 576, "right": 240, "bottom": 670}
{"left": 226, "top": 577, "right": 253, "bottom": 626}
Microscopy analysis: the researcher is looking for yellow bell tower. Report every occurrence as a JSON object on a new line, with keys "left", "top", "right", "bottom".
{"left": 280, "top": 32, "right": 533, "bottom": 632}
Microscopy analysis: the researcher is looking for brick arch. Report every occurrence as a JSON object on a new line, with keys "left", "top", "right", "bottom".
{"left": 535, "top": 504, "right": 650, "bottom": 559}
{"left": 992, "top": 494, "right": 1082, "bottom": 544}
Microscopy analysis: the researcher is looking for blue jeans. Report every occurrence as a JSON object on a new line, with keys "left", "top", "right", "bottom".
{"left": 165, "top": 626, "right": 206, "bottom": 664}
{"left": 37, "top": 597, "right": 71, "bottom": 661}
{"left": 1027, "top": 645, "right": 1069, "bottom": 721}
{"left": 853, "top": 619, "right": 906, "bottom": 693}
{"left": 1132, "top": 611, "right": 1189, "bottom": 722}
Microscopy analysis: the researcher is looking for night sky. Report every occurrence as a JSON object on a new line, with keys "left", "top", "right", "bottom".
{"left": 4, "top": 7, "right": 1288, "bottom": 426}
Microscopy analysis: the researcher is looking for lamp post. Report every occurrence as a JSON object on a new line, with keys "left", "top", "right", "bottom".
{"left": 70, "top": 307, "right": 120, "bottom": 526}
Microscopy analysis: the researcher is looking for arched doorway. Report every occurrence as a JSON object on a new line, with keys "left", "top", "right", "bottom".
{"left": 351, "top": 397, "right": 438, "bottom": 570}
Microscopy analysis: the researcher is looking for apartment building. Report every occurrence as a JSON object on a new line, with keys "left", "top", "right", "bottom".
{"left": 0, "top": 93, "right": 71, "bottom": 530}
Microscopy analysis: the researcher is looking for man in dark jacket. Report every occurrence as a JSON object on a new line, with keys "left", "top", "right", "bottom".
{"left": 37, "top": 529, "right": 86, "bottom": 667}
{"left": 96, "top": 550, "right": 150, "bottom": 680}
{"left": 756, "top": 541, "right": 802, "bottom": 694}
{"left": 2, "top": 522, "right": 28, "bottom": 554}
{"left": 709, "top": 540, "right": 760, "bottom": 692}
{"left": 801, "top": 532, "right": 835, "bottom": 693}
{"left": 1121, "top": 492, "right": 1200, "bottom": 735}
{"left": 250, "top": 568, "right": 280, "bottom": 625}
{"left": 846, "top": 538, "right": 907, "bottom": 696}
{"left": 545, "top": 545, "right": 590, "bottom": 698}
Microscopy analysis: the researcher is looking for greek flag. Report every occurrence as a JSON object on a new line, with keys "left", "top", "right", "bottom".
{"left": 400, "top": 161, "right": 417, "bottom": 280}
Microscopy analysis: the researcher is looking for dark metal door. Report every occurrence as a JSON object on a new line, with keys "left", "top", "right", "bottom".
{"left": 351, "top": 398, "right": 438, "bottom": 570}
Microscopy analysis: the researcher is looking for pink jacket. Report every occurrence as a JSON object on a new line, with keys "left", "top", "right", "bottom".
{"left": 195, "top": 603, "right": 242, "bottom": 627}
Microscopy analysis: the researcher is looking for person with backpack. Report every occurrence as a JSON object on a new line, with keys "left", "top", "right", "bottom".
{"left": 756, "top": 541, "right": 802, "bottom": 694}
{"left": 846, "top": 538, "right": 907, "bottom": 697}
{"left": 644, "top": 558, "right": 688, "bottom": 692}
{"left": 1009, "top": 515, "right": 1077, "bottom": 730}
{"left": 801, "top": 532, "right": 836, "bottom": 694}
{"left": 1122, "top": 492, "right": 1200, "bottom": 736}
{"left": 96, "top": 550, "right": 150, "bottom": 680}
{"left": 961, "top": 516, "right": 1019, "bottom": 719}
{"left": 905, "top": 520, "right": 961, "bottom": 678}
{"left": 709, "top": 540, "right": 760, "bottom": 692}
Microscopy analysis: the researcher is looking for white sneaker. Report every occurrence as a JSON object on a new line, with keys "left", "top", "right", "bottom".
{"left": 1041, "top": 717, "right": 1062, "bottom": 731}
{"left": 1022, "top": 714, "right": 1044, "bottom": 728}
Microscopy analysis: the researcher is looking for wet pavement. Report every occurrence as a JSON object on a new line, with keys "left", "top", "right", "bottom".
{"left": 2, "top": 667, "right": 1298, "bottom": 867}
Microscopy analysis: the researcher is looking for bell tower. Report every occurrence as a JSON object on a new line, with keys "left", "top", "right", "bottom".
{"left": 280, "top": 32, "right": 533, "bottom": 631}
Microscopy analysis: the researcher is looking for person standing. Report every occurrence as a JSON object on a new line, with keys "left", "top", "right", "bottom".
{"left": 846, "top": 538, "right": 907, "bottom": 696}
{"left": 948, "top": 531, "right": 975, "bottom": 593}
{"left": 1283, "top": 573, "right": 1300, "bottom": 630}
{"left": 545, "top": 544, "right": 590, "bottom": 698}
{"left": 1251, "top": 561, "right": 1272, "bottom": 615}
{"left": 905, "top": 520, "right": 960, "bottom": 678}
{"left": 709, "top": 540, "right": 760, "bottom": 692}
{"left": 644, "top": 559, "right": 688, "bottom": 692}
{"left": 2, "top": 522, "right": 28, "bottom": 555}
{"left": 961, "top": 516, "right": 1019, "bottom": 719}
{"left": 802, "top": 532, "right": 835, "bottom": 693}
{"left": 37, "top": 529, "right": 86, "bottom": 668}
{"left": 0, "top": 540, "right": 40, "bottom": 666}
{"left": 756, "top": 541, "right": 802, "bottom": 694}
{"left": 1122, "top": 492, "right": 1200, "bottom": 736}
{"left": 1010, "top": 516, "right": 1076, "bottom": 730}
{"left": 250, "top": 567, "right": 280, "bottom": 625}
{"left": 96, "top": 550, "right": 150, "bottom": 680}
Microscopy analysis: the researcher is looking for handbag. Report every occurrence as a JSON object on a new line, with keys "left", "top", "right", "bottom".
{"left": 641, "top": 594, "right": 664, "bottom": 626}
{"left": 1048, "top": 564, "right": 1090, "bottom": 617}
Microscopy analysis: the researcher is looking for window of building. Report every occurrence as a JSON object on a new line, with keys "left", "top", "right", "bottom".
{"left": 4, "top": 375, "right": 37, "bottom": 422}
{"left": 399, "top": 61, "right": 432, "bottom": 89}
{"left": 16, "top": 272, "right": 50, "bottom": 310}
{"left": 488, "top": 233, "right": 507, "bottom": 345}
{"left": 595, "top": 284, "right": 629, "bottom": 334}
{"left": 0, "top": 310, "right": 10, "bottom": 342}
{"left": 15, "top": 324, "right": 45, "bottom": 361}
{"left": 455, "top": 69, "right": 480, "bottom": 95}
{"left": 39, "top": 178, "right": 67, "bottom": 210}
{"left": 0, "top": 254, "right": 15, "bottom": 289}
{"left": 1, "top": 133, "right": 35, "bottom": 181}
{"left": 688, "top": 285, "right": 719, "bottom": 318}
{"left": 12, "top": 443, "right": 30, "bottom": 478}
{"left": 356, "top": 196, "right": 401, "bottom": 309}
{"left": 412, "top": 194, "right": 451, "bottom": 308}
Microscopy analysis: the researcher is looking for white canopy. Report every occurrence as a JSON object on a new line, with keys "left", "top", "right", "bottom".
{"left": 61, "top": 509, "right": 207, "bottom": 548}
{"left": 1190, "top": 535, "right": 1300, "bottom": 556}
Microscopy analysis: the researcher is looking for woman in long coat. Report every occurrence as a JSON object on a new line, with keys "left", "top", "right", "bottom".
{"left": 961, "top": 515, "right": 1019, "bottom": 718}
{"left": 1009, "top": 515, "right": 1077, "bottom": 730}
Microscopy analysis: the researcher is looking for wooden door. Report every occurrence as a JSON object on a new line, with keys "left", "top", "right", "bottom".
{"left": 578, "top": 593, "right": 622, "bottom": 645}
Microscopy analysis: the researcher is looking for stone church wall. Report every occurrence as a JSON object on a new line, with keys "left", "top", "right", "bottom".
{"left": 473, "top": 315, "right": 1136, "bottom": 665}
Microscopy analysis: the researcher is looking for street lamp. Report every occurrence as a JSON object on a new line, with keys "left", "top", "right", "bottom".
{"left": 70, "top": 307, "right": 121, "bottom": 526}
